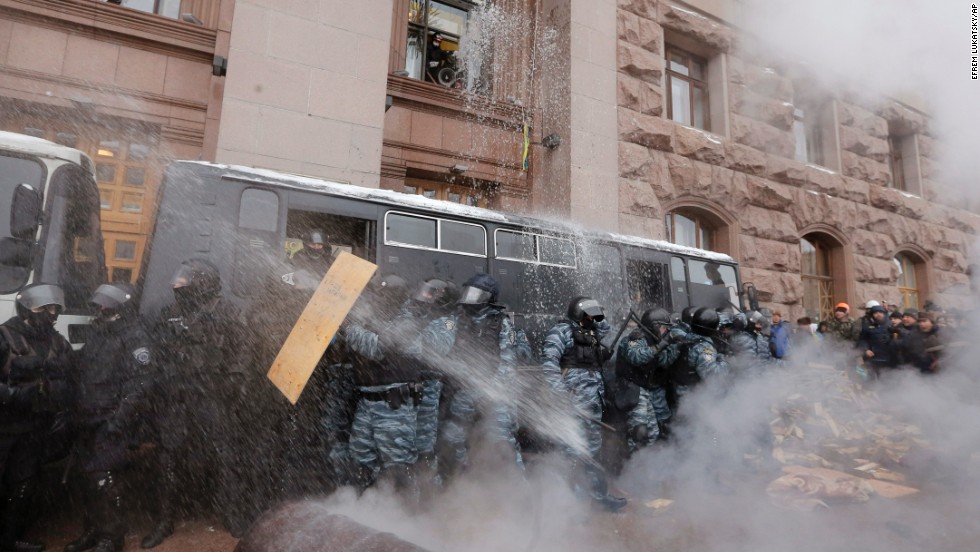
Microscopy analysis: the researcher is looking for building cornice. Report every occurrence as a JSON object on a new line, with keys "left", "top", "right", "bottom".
{"left": 386, "top": 76, "right": 527, "bottom": 129}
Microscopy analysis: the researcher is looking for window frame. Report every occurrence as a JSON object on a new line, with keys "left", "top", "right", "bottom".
{"left": 665, "top": 45, "right": 710, "bottom": 131}
{"left": 493, "top": 228, "right": 577, "bottom": 269}
{"left": 384, "top": 210, "right": 488, "bottom": 258}
{"left": 801, "top": 236, "right": 834, "bottom": 321}
{"left": 406, "top": 0, "right": 476, "bottom": 86}
{"left": 665, "top": 211, "right": 713, "bottom": 251}
{"left": 895, "top": 253, "right": 920, "bottom": 309}
{"left": 888, "top": 134, "right": 907, "bottom": 192}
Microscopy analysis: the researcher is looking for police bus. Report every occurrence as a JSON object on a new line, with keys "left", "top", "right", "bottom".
{"left": 139, "top": 161, "right": 742, "bottom": 340}
{"left": 0, "top": 131, "right": 106, "bottom": 341}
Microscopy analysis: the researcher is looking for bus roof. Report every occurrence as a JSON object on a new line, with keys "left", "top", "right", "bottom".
{"left": 180, "top": 160, "right": 737, "bottom": 264}
{"left": 0, "top": 130, "right": 93, "bottom": 168}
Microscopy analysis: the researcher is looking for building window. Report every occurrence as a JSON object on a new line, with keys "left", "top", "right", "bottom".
{"left": 793, "top": 106, "right": 826, "bottom": 165}
{"left": 895, "top": 253, "right": 920, "bottom": 309}
{"left": 665, "top": 46, "right": 709, "bottom": 130}
{"left": 801, "top": 236, "right": 834, "bottom": 322}
{"left": 887, "top": 132, "right": 925, "bottom": 197}
{"left": 111, "top": 0, "right": 181, "bottom": 19}
{"left": 665, "top": 211, "right": 713, "bottom": 250}
{"left": 402, "top": 178, "right": 491, "bottom": 208}
{"left": 888, "top": 135, "right": 906, "bottom": 191}
{"left": 406, "top": 0, "right": 477, "bottom": 89}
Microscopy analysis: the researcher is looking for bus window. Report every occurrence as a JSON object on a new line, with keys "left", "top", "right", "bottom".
{"left": 495, "top": 229, "right": 536, "bottom": 261}
{"left": 0, "top": 153, "right": 45, "bottom": 293}
{"left": 440, "top": 220, "right": 486, "bottom": 256}
{"left": 539, "top": 236, "right": 576, "bottom": 267}
{"left": 626, "top": 258, "right": 670, "bottom": 311}
{"left": 386, "top": 213, "right": 436, "bottom": 249}
{"left": 581, "top": 243, "right": 625, "bottom": 324}
{"left": 670, "top": 257, "right": 689, "bottom": 310}
{"left": 238, "top": 188, "right": 279, "bottom": 232}
{"left": 688, "top": 259, "right": 738, "bottom": 309}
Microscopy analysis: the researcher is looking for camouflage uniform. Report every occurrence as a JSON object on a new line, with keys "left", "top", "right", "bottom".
{"left": 344, "top": 322, "right": 421, "bottom": 474}
{"left": 616, "top": 329, "right": 680, "bottom": 451}
{"left": 410, "top": 315, "right": 456, "bottom": 458}
{"left": 440, "top": 306, "right": 525, "bottom": 472}
{"left": 674, "top": 334, "right": 729, "bottom": 399}
{"left": 541, "top": 318, "right": 612, "bottom": 459}
{"left": 824, "top": 316, "right": 858, "bottom": 343}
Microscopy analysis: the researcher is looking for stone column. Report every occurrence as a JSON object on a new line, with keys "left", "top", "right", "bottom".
{"left": 216, "top": 0, "right": 394, "bottom": 187}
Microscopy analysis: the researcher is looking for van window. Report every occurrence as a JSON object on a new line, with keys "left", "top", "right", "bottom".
{"left": 688, "top": 259, "right": 738, "bottom": 309}
{"left": 238, "top": 188, "right": 279, "bottom": 232}
{"left": 0, "top": 153, "right": 45, "bottom": 293}
{"left": 495, "top": 229, "right": 536, "bottom": 261}
{"left": 441, "top": 220, "right": 486, "bottom": 256}
{"left": 386, "top": 213, "right": 436, "bottom": 248}
{"left": 670, "top": 257, "right": 686, "bottom": 287}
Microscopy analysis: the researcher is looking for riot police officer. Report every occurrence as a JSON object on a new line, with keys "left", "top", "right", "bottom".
{"left": 541, "top": 296, "right": 625, "bottom": 511}
{"left": 0, "top": 284, "right": 72, "bottom": 552}
{"left": 615, "top": 308, "right": 679, "bottom": 452}
{"left": 65, "top": 283, "right": 152, "bottom": 552}
{"left": 142, "top": 259, "right": 253, "bottom": 547}
{"left": 439, "top": 274, "right": 526, "bottom": 478}
{"left": 292, "top": 228, "right": 333, "bottom": 276}
{"left": 344, "top": 274, "right": 421, "bottom": 490}
{"left": 401, "top": 279, "right": 458, "bottom": 477}
{"left": 667, "top": 307, "right": 730, "bottom": 402}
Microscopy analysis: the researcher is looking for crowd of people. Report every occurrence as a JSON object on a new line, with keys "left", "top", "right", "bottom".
{"left": 0, "top": 230, "right": 961, "bottom": 552}
{"left": 762, "top": 300, "right": 952, "bottom": 376}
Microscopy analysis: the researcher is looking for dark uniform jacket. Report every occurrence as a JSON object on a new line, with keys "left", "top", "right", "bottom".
{"left": 0, "top": 316, "right": 72, "bottom": 435}
{"left": 74, "top": 319, "right": 153, "bottom": 471}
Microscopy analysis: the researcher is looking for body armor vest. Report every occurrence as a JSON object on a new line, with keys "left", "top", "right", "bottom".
{"left": 561, "top": 326, "right": 604, "bottom": 370}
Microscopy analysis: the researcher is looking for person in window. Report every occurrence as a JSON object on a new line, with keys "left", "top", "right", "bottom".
{"left": 703, "top": 263, "right": 725, "bottom": 286}
{"left": 141, "top": 259, "right": 254, "bottom": 547}
{"left": 0, "top": 284, "right": 73, "bottom": 552}
{"left": 291, "top": 228, "right": 333, "bottom": 277}
{"left": 541, "top": 296, "right": 625, "bottom": 511}
{"left": 64, "top": 283, "right": 152, "bottom": 552}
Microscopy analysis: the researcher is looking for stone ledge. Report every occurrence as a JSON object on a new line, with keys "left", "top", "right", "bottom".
{"left": 658, "top": 3, "right": 732, "bottom": 53}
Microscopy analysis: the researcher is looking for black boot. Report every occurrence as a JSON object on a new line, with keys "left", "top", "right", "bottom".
{"left": 63, "top": 527, "right": 98, "bottom": 552}
{"left": 139, "top": 521, "right": 173, "bottom": 550}
{"left": 586, "top": 464, "right": 627, "bottom": 513}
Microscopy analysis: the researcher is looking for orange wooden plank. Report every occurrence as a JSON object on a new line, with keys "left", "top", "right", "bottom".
{"left": 267, "top": 251, "right": 377, "bottom": 404}
{"left": 782, "top": 465, "right": 919, "bottom": 499}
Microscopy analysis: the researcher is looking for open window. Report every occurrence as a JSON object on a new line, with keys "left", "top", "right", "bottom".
{"left": 405, "top": 0, "right": 481, "bottom": 89}
{"left": 687, "top": 259, "right": 737, "bottom": 310}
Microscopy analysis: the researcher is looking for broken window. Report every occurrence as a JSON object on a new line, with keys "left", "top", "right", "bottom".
{"left": 405, "top": 0, "right": 480, "bottom": 89}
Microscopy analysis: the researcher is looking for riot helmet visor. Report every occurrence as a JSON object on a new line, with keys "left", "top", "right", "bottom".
{"left": 458, "top": 285, "right": 492, "bottom": 305}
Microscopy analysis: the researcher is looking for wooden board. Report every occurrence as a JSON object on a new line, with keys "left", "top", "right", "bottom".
{"left": 782, "top": 465, "right": 919, "bottom": 499}
{"left": 267, "top": 251, "right": 377, "bottom": 404}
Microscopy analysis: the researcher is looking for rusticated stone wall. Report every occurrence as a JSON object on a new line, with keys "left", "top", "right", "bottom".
{"left": 615, "top": 0, "right": 980, "bottom": 317}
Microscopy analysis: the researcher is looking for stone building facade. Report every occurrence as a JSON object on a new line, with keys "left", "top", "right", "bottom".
{"left": 1, "top": 0, "right": 976, "bottom": 320}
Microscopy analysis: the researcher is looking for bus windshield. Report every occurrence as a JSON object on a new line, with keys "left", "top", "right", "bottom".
{"left": 0, "top": 153, "right": 45, "bottom": 293}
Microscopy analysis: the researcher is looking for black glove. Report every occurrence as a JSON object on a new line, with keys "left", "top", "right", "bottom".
{"left": 9, "top": 356, "right": 44, "bottom": 382}
{"left": 43, "top": 356, "right": 72, "bottom": 378}
{"left": 1, "top": 381, "right": 39, "bottom": 408}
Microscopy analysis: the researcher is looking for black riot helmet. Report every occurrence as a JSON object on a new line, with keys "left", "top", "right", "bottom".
{"left": 458, "top": 273, "right": 499, "bottom": 306}
{"left": 413, "top": 278, "right": 460, "bottom": 312}
{"left": 171, "top": 258, "right": 222, "bottom": 313}
{"left": 691, "top": 307, "right": 720, "bottom": 336}
{"left": 89, "top": 282, "right": 137, "bottom": 322}
{"left": 639, "top": 308, "right": 671, "bottom": 335}
{"left": 681, "top": 306, "right": 698, "bottom": 325}
{"left": 171, "top": 258, "right": 222, "bottom": 295}
{"left": 306, "top": 228, "right": 327, "bottom": 247}
{"left": 731, "top": 312, "right": 748, "bottom": 332}
{"left": 16, "top": 283, "right": 65, "bottom": 328}
{"left": 567, "top": 296, "right": 605, "bottom": 324}
{"left": 717, "top": 309, "right": 734, "bottom": 328}
{"left": 370, "top": 273, "right": 409, "bottom": 314}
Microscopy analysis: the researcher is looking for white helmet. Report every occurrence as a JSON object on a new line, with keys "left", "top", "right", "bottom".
{"left": 863, "top": 300, "right": 881, "bottom": 310}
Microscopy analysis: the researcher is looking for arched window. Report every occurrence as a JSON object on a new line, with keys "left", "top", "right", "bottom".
{"left": 666, "top": 211, "right": 714, "bottom": 250}
{"left": 801, "top": 235, "right": 834, "bottom": 321}
{"left": 895, "top": 253, "right": 921, "bottom": 309}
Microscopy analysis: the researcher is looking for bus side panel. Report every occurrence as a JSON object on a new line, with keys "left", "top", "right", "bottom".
{"left": 376, "top": 244, "right": 488, "bottom": 294}
{"left": 140, "top": 164, "right": 236, "bottom": 321}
